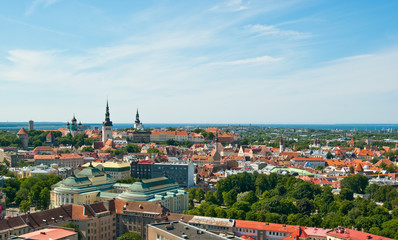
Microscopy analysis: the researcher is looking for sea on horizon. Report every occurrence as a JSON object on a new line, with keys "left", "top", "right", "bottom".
{"left": 0, "top": 122, "right": 397, "bottom": 131}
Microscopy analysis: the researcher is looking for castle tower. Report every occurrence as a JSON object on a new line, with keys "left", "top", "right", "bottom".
{"left": 17, "top": 128, "right": 29, "bottom": 150}
{"left": 102, "top": 100, "right": 113, "bottom": 143}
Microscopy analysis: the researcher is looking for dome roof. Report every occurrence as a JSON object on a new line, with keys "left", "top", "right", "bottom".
{"left": 76, "top": 167, "right": 103, "bottom": 177}
{"left": 62, "top": 176, "right": 78, "bottom": 186}
{"left": 128, "top": 181, "right": 147, "bottom": 192}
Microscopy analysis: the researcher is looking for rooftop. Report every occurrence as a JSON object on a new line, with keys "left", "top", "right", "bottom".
{"left": 17, "top": 227, "right": 77, "bottom": 240}
{"left": 149, "top": 221, "right": 239, "bottom": 240}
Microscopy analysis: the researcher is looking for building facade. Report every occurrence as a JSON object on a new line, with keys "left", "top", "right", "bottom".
{"left": 131, "top": 161, "right": 195, "bottom": 188}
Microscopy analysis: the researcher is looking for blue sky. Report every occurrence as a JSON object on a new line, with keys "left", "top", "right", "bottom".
{"left": 0, "top": 0, "right": 397, "bottom": 124}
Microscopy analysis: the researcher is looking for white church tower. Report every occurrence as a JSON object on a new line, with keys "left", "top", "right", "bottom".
{"left": 102, "top": 100, "right": 113, "bottom": 143}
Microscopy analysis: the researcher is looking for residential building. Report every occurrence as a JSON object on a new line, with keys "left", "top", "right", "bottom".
{"left": 16, "top": 227, "right": 78, "bottom": 240}
{"left": 130, "top": 161, "right": 195, "bottom": 188}
{"left": 291, "top": 157, "right": 326, "bottom": 169}
{"left": 34, "top": 153, "right": 84, "bottom": 168}
{"left": 131, "top": 160, "right": 153, "bottom": 179}
{"left": 0, "top": 148, "right": 25, "bottom": 167}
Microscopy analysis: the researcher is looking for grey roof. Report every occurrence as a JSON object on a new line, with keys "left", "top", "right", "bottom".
{"left": 149, "top": 221, "right": 239, "bottom": 240}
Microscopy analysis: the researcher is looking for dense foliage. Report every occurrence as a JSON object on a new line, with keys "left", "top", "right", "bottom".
{"left": 0, "top": 131, "right": 21, "bottom": 147}
{"left": 186, "top": 172, "right": 398, "bottom": 239}
{"left": 0, "top": 174, "right": 61, "bottom": 211}
{"left": 117, "top": 232, "right": 141, "bottom": 240}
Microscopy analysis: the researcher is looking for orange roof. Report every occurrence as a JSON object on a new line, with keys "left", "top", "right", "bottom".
{"left": 358, "top": 149, "right": 374, "bottom": 156}
{"left": 34, "top": 155, "right": 56, "bottom": 160}
{"left": 327, "top": 227, "right": 394, "bottom": 240}
{"left": 18, "top": 228, "right": 77, "bottom": 240}
{"left": 32, "top": 146, "right": 56, "bottom": 153}
{"left": 17, "top": 128, "right": 28, "bottom": 135}
{"left": 59, "top": 153, "right": 82, "bottom": 159}
{"left": 375, "top": 159, "right": 393, "bottom": 167}
{"left": 235, "top": 220, "right": 299, "bottom": 233}
{"left": 71, "top": 205, "right": 91, "bottom": 220}
{"left": 280, "top": 152, "right": 301, "bottom": 158}
{"left": 325, "top": 160, "right": 345, "bottom": 167}
{"left": 383, "top": 146, "right": 391, "bottom": 152}
{"left": 101, "top": 146, "right": 115, "bottom": 151}
{"left": 292, "top": 157, "right": 326, "bottom": 161}
{"left": 206, "top": 128, "right": 221, "bottom": 133}
{"left": 105, "top": 139, "right": 114, "bottom": 146}
{"left": 175, "top": 130, "right": 188, "bottom": 136}
{"left": 192, "top": 156, "right": 212, "bottom": 161}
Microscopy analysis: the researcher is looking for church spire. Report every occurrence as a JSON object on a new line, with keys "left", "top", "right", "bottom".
{"left": 103, "top": 100, "right": 113, "bottom": 126}
{"left": 136, "top": 108, "right": 139, "bottom": 120}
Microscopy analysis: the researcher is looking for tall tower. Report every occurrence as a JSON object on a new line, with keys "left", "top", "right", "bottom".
{"left": 102, "top": 100, "right": 113, "bottom": 143}
{"left": 28, "top": 120, "right": 34, "bottom": 131}
{"left": 17, "top": 128, "right": 29, "bottom": 150}
{"left": 134, "top": 109, "right": 142, "bottom": 129}
{"left": 279, "top": 137, "right": 284, "bottom": 153}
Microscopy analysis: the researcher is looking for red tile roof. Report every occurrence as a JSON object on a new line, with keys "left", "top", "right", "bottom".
{"left": 17, "top": 128, "right": 28, "bottom": 135}
{"left": 292, "top": 157, "right": 326, "bottom": 161}
{"left": 18, "top": 228, "right": 77, "bottom": 240}
{"left": 327, "top": 227, "right": 394, "bottom": 240}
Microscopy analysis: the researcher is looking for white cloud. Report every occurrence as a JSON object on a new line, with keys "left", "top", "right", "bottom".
{"left": 210, "top": 0, "right": 248, "bottom": 12}
{"left": 26, "top": 0, "right": 61, "bottom": 15}
{"left": 246, "top": 24, "right": 311, "bottom": 40}
{"left": 210, "top": 56, "right": 283, "bottom": 66}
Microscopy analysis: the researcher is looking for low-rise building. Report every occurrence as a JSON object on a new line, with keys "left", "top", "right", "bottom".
{"left": 16, "top": 227, "right": 78, "bottom": 240}
{"left": 82, "top": 161, "right": 130, "bottom": 179}
{"left": 34, "top": 153, "right": 84, "bottom": 168}
{"left": 148, "top": 221, "right": 240, "bottom": 240}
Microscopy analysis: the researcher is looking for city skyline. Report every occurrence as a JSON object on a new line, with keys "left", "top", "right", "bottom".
{"left": 1, "top": 0, "right": 398, "bottom": 124}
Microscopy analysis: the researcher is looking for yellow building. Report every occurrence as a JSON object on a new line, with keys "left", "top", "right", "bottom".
{"left": 82, "top": 161, "right": 130, "bottom": 179}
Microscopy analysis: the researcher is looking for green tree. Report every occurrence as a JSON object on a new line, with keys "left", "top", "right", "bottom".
{"left": 296, "top": 198, "right": 314, "bottom": 216}
{"left": 223, "top": 189, "right": 238, "bottom": 207}
{"left": 19, "top": 200, "right": 31, "bottom": 213}
{"left": 147, "top": 148, "right": 160, "bottom": 154}
{"left": 195, "top": 189, "right": 205, "bottom": 202}
{"left": 339, "top": 188, "right": 354, "bottom": 201}
{"left": 39, "top": 187, "right": 50, "bottom": 210}
{"left": 124, "top": 144, "right": 141, "bottom": 153}
{"left": 340, "top": 174, "right": 369, "bottom": 194}
{"left": 81, "top": 146, "right": 94, "bottom": 152}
